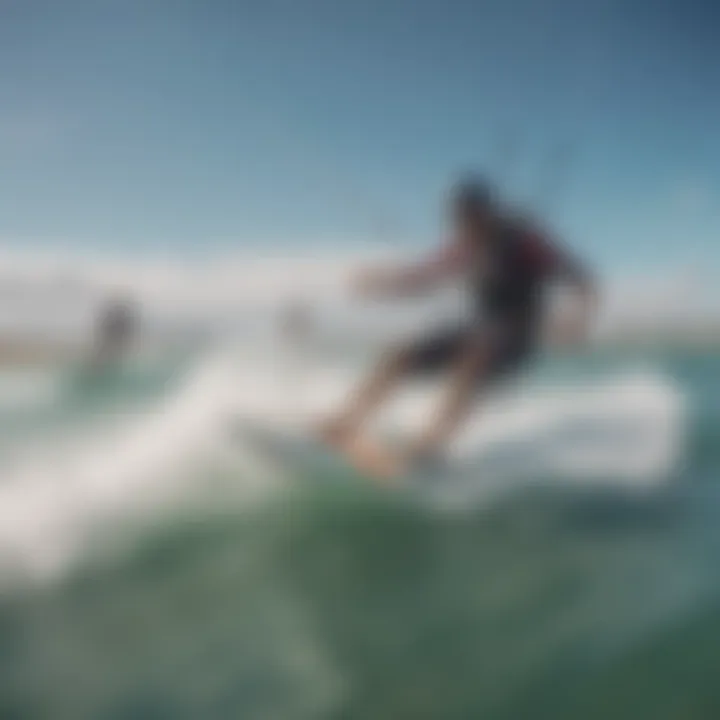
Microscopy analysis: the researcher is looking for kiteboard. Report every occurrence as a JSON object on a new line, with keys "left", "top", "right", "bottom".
{"left": 234, "top": 417, "right": 442, "bottom": 486}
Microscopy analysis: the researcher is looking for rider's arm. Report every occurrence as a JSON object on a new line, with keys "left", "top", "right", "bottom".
{"left": 354, "top": 239, "right": 469, "bottom": 297}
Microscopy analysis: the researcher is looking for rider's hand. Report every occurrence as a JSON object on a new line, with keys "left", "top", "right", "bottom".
{"left": 351, "top": 268, "right": 394, "bottom": 298}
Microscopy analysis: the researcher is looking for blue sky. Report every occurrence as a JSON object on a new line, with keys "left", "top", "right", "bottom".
{"left": 1, "top": 0, "right": 719, "bottom": 278}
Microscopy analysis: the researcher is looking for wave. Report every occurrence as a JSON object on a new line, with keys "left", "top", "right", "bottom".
{"left": 0, "top": 350, "right": 276, "bottom": 586}
{"left": 0, "top": 343, "right": 688, "bottom": 589}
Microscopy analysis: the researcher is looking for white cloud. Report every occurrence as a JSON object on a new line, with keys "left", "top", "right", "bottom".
{"left": 0, "top": 242, "right": 716, "bottom": 343}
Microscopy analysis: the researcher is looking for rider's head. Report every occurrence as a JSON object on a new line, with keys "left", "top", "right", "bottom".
{"left": 449, "top": 174, "right": 497, "bottom": 237}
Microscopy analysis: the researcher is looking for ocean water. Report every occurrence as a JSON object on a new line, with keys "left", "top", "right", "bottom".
{"left": 0, "top": 342, "right": 718, "bottom": 719}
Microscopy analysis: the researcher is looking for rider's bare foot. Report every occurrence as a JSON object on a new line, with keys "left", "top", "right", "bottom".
{"left": 342, "top": 436, "right": 407, "bottom": 484}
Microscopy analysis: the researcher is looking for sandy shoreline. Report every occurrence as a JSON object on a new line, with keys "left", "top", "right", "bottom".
{"left": 0, "top": 339, "right": 82, "bottom": 368}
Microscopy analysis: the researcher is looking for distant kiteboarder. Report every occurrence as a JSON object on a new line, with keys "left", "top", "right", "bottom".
{"left": 89, "top": 295, "right": 139, "bottom": 369}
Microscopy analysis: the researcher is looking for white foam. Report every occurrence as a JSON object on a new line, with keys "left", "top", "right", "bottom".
{"left": 0, "top": 350, "right": 277, "bottom": 586}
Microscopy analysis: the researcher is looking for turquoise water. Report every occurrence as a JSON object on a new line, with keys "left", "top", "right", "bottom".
{"left": 0, "top": 347, "right": 718, "bottom": 719}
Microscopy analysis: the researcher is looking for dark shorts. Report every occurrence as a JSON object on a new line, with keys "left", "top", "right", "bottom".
{"left": 403, "top": 323, "right": 535, "bottom": 384}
